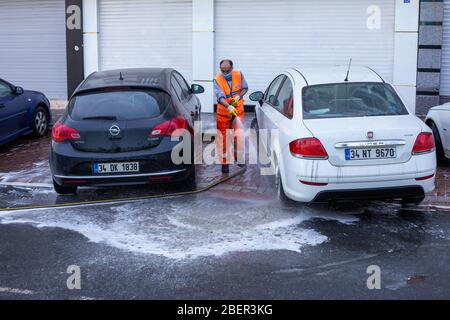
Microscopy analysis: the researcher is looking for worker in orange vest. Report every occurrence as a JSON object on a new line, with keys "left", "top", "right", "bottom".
{"left": 214, "top": 59, "right": 248, "bottom": 173}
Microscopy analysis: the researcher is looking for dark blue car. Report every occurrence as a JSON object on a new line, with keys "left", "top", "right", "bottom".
{"left": 0, "top": 78, "right": 52, "bottom": 145}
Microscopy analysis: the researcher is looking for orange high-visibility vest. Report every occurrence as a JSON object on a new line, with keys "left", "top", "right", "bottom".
{"left": 215, "top": 70, "right": 245, "bottom": 118}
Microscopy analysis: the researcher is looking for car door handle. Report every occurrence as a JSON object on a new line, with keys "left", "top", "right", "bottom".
{"left": 0, "top": 103, "right": 5, "bottom": 108}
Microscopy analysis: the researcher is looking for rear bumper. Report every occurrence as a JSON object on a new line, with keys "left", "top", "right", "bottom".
{"left": 280, "top": 149, "right": 436, "bottom": 202}
{"left": 282, "top": 176, "right": 434, "bottom": 203}
{"left": 50, "top": 140, "right": 193, "bottom": 187}
{"left": 53, "top": 168, "right": 192, "bottom": 187}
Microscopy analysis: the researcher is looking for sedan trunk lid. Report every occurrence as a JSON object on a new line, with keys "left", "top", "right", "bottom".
{"left": 302, "top": 115, "right": 422, "bottom": 166}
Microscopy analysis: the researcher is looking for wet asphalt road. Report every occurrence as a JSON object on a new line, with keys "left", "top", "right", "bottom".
{"left": 1, "top": 112, "right": 450, "bottom": 300}
{"left": 1, "top": 185, "right": 450, "bottom": 300}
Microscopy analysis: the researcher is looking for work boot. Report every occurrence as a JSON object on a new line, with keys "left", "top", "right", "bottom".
{"left": 221, "top": 164, "right": 229, "bottom": 174}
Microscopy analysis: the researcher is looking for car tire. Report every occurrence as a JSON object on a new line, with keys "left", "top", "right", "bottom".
{"left": 32, "top": 106, "right": 49, "bottom": 137}
{"left": 53, "top": 180, "right": 77, "bottom": 195}
{"left": 401, "top": 195, "right": 425, "bottom": 207}
{"left": 250, "top": 117, "right": 260, "bottom": 156}
{"left": 276, "top": 172, "right": 291, "bottom": 204}
{"left": 185, "top": 165, "right": 197, "bottom": 190}
{"left": 250, "top": 117, "right": 259, "bottom": 131}
{"left": 430, "top": 121, "right": 446, "bottom": 163}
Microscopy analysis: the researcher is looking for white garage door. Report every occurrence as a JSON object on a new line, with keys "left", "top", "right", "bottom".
{"left": 441, "top": 0, "right": 450, "bottom": 96}
{"left": 99, "top": 0, "right": 193, "bottom": 82}
{"left": 0, "top": 0, "right": 67, "bottom": 99}
{"left": 215, "top": 0, "right": 395, "bottom": 96}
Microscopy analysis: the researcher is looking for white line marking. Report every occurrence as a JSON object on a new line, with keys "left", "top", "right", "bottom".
{"left": 273, "top": 253, "right": 379, "bottom": 274}
{"left": 418, "top": 204, "right": 450, "bottom": 211}
{"left": 430, "top": 205, "right": 450, "bottom": 210}
{"left": 0, "top": 287, "right": 35, "bottom": 295}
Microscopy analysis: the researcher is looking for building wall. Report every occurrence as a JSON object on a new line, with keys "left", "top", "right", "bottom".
{"left": 0, "top": 0, "right": 68, "bottom": 99}
{"left": 0, "top": 0, "right": 427, "bottom": 108}
{"left": 440, "top": 0, "right": 450, "bottom": 104}
{"left": 394, "top": 0, "right": 420, "bottom": 114}
{"left": 416, "top": 0, "right": 445, "bottom": 116}
{"left": 80, "top": 0, "right": 422, "bottom": 113}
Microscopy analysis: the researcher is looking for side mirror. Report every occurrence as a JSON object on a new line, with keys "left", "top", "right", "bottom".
{"left": 14, "top": 86, "right": 24, "bottom": 95}
{"left": 249, "top": 91, "right": 264, "bottom": 106}
{"left": 191, "top": 84, "right": 205, "bottom": 94}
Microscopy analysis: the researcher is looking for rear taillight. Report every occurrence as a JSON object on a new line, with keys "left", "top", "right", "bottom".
{"left": 52, "top": 121, "right": 80, "bottom": 143}
{"left": 299, "top": 180, "right": 328, "bottom": 186}
{"left": 151, "top": 116, "right": 187, "bottom": 137}
{"left": 412, "top": 132, "right": 435, "bottom": 155}
{"left": 64, "top": 179, "right": 88, "bottom": 184}
{"left": 415, "top": 173, "right": 435, "bottom": 181}
{"left": 289, "top": 138, "right": 328, "bottom": 159}
{"left": 103, "top": 86, "right": 131, "bottom": 92}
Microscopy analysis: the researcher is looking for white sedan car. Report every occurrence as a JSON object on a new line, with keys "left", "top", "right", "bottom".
{"left": 251, "top": 65, "right": 436, "bottom": 204}
{"left": 425, "top": 103, "right": 450, "bottom": 162}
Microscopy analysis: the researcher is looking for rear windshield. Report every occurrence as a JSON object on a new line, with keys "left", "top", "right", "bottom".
{"left": 69, "top": 88, "right": 170, "bottom": 121}
{"left": 302, "top": 82, "right": 409, "bottom": 119}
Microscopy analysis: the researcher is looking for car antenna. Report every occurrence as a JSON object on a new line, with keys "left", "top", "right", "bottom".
{"left": 119, "top": 72, "right": 124, "bottom": 81}
{"left": 344, "top": 58, "right": 352, "bottom": 82}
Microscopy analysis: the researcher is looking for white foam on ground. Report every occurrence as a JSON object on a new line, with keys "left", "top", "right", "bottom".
{"left": 0, "top": 287, "right": 34, "bottom": 295}
{"left": 0, "top": 196, "right": 359, "bottom": 260}
{"left": 0, "top": 182, "right": 53, "bottom": 189}
{"left": 0, "top": 160, "right": 52, "bottom": 185}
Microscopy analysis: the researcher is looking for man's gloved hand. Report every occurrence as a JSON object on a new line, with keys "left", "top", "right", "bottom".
{"left": 230, "top": 96, "right": 240, "bottom": 107}
{"left": 228, "top": 106, "right": 239, "bottom": 117}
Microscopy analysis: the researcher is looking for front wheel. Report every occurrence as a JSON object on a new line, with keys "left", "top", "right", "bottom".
{"left": 276, "top": 172, "right": 291, "bottom": 204}
{"left": 430, "top": 121, "right": 446, "bottom": 163}
{"left": 32, "top": 106, "right": 49, "bottom": 137}
{"left": 250, "top": 117, "right": 260, "bottom": 155}
{"left": 53, "top": 179, "right": 77, "bottom": 195}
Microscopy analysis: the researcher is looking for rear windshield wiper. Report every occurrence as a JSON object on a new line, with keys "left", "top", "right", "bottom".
{"left": 82, "top": 115, "right": 117, "bottom": 120}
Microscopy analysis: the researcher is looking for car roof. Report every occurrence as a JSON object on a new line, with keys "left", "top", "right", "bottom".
{"left": 73, "top": 68, "right": 176, "bottom": 96}
{"left": 430, "top": 102, "right": 450, "bottom": 112}
{"left": 287, "top": 65, "right": 385, "bottom": 86}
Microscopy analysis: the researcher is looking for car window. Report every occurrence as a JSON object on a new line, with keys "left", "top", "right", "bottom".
{"left": 0, "top": 81, "right": 12, "bottom": 98}
{"left": 171, "top": 76, "right": 184, "bottom": 101}
{"left": 173, "top": 72, "right": 191, "bottom": 101}
{"left": 302, "top": 82, "right": 409, "bottom": 119}
{"left": 69, "top": 88, "right": 170, "bottom": 121}
{"left": 265, "top": 75, "right": 285, "bottom": 107}
{"left": 276, "top": 77, "right": 294, "bottom": 119}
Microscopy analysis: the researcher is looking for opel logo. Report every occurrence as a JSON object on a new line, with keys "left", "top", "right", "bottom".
{"left": 109, "top": 125, "right": 121, "bottom": 136}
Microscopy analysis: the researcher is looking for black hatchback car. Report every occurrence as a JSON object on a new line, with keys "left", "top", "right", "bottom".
{"left": 49, "top": 68, "right": 204, "bottom": 194}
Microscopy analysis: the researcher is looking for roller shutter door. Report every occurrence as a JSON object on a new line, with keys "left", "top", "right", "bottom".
{"left": 215, "top": 0, "right": 395, "bottom": 96}
{"left": 99, "top": 0, "right": 193, "bottom": 82}
{"left": 0, "top": 0, "right": 67, "bottom": 99}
